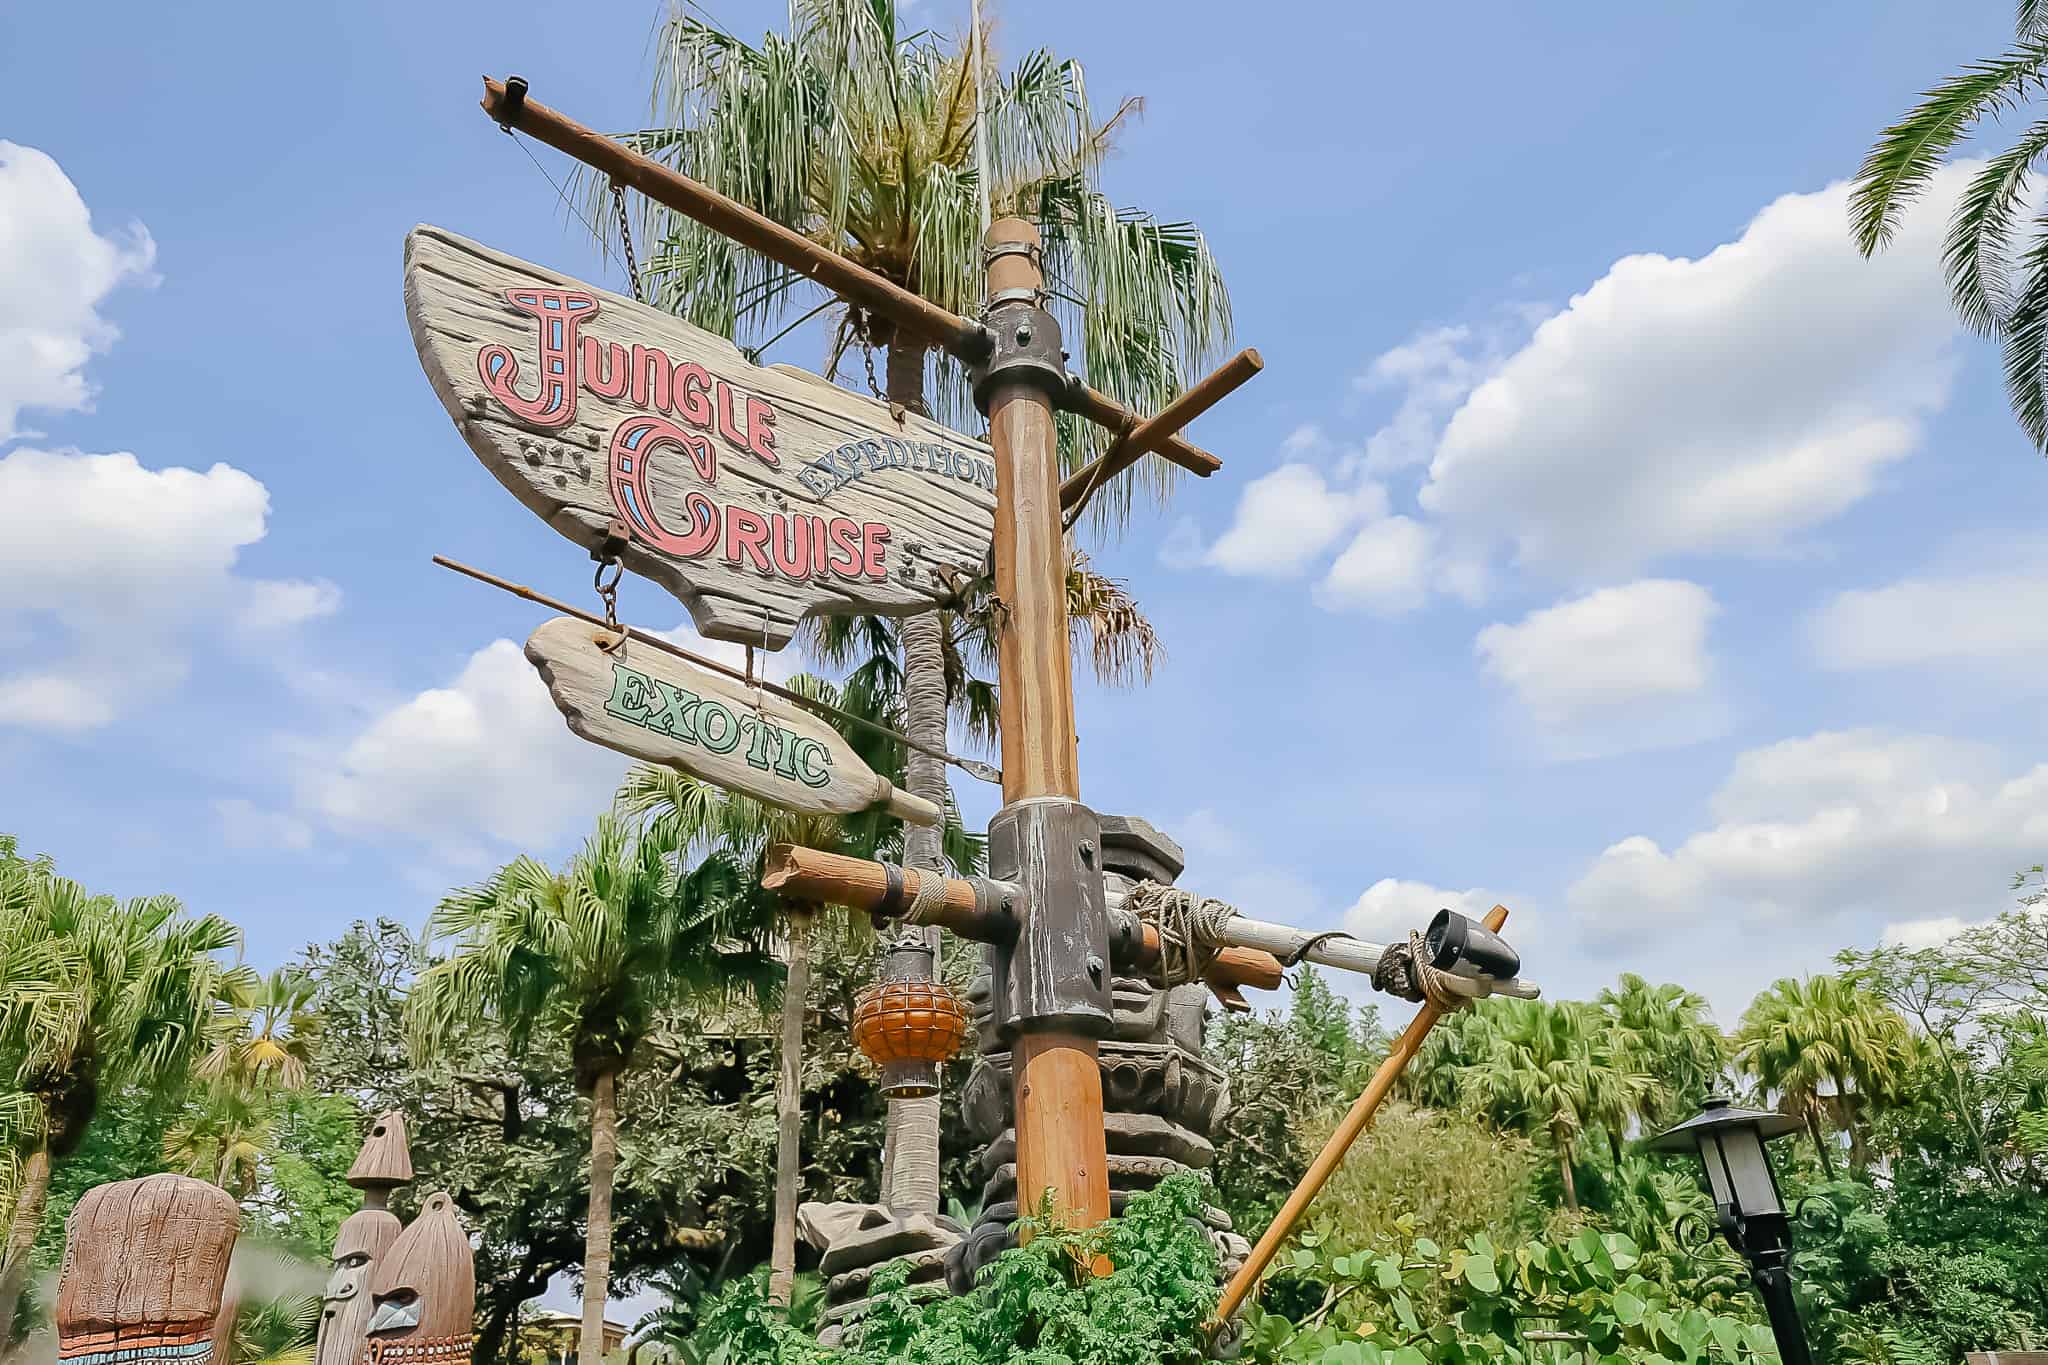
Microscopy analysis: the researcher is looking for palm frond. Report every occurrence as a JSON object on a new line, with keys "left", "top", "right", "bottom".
{"left": 1851, "top": 42, "right": 2048, "bottom": 254}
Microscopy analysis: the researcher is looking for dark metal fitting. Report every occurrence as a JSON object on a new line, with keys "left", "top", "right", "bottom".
{"left": 498, "top": 75, "right": 529, "bottom": 128}
{"left": 970, "top": 876, "right": 1023, "bottom": 943}
{"left": 969, "top": 300, "right": 1068, "bottom": 413}
{"left": 1104, "top": 906, "right": 1147, "bottom": 972}
{"left": 879, "top": 935, "right": 936, "bottom": 984}
{"left": 983, "top": 238, "right": 1043, "bottom": 267}
{"left": 592, "top": 517, "right": 631, "bottom": 563}
{"left": 985, "top": 797, "right": 1114, "bottom": 1040}
{"left": 876, "top": 861, "right": 908, "bottom": 917}
{"left": 878, "top": 1058, "right": 941, "bottom": 1099}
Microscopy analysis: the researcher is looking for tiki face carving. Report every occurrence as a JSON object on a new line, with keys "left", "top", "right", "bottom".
{"left": 316, "top": 1209, "right": 401, "bottom": 1365}
{"left": 361, "top": 1193, "right": 473, "bottom": 1365}
{"left": 56, "top": 1174, "right": 239, "bottom": 1365}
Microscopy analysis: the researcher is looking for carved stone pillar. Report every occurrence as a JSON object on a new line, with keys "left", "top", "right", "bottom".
{"left": 947, "top": 816, "right": 1249, "bottom": 1291}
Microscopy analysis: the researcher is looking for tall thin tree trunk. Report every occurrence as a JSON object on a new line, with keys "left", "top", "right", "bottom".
{"left": 0, "top": 1138, "right": 52, "bottom": 1347}
{"left": 579, "top": 1068, "right": 619, "bottom": 1365}
{"left": 1555, "top": 1130, "right": 1580, "bottom": 1214}
{"left": 770, "top": 909, "right": 813, "bottom": 1307}
{"left": 883, "top": 340, "right": 950, "bottom": 1219}
{"left": 1804, "top": 1101, "right": 1837, "bottom": 1180}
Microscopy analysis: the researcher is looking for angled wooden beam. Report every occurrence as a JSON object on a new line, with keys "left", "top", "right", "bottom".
{"left": 1060, "top": 349, "right": 1262, "bottom": 515}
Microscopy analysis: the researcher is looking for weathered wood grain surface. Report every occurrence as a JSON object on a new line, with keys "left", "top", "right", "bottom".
{"left": 58, "top": 1174, "right": 238, "bottom": 1336}
{"left": 406, "top": 226, "right": 996, "bottom": 648}
{"left": 524, "top": 616, "right": 941, "bottom": 826}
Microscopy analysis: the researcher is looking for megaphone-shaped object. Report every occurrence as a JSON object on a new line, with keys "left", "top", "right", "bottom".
{"left": 1425, "top": 908, "right": 1521, "bottom": 980}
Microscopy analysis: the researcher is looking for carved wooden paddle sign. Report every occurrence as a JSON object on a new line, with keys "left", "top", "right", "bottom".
{"left": 524, "top": 616, "right": 942, "bottom": 826}
{"left": 405, "top": 226, "right": 997, "bottom": 649}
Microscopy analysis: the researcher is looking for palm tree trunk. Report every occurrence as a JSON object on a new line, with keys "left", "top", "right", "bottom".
{"left": 579, "top": 1067, "right": 620, "bottom": 1365}
{"left": 882, "top": 339, "right": 950, "bottom": 1220}
{"left": 1803, "top": 1101, "right": 1837, "bottom": 1180}
{"left": 0, "top": 1139, "right": 53, "bottom": 1351}
{"left": 770, "top": 908, "right": 813, "bottom": 1308}
{"left": 1554, "top": 1129, "right": 1580, "bottom": 1214}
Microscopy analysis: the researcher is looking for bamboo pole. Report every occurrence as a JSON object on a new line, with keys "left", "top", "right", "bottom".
{"left": 1202, "top": 911, "right": 1539, "bottom": 1001}
{"left": 1210, "top": 904, "right": 1513, "bottom": 1331}
{"left": 478, "top": 78, "right": 1225, "bottom": 482}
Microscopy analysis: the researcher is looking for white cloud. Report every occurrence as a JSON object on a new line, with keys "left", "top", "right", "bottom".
{"left": 1345, "top": 877, "right": 1504, "bottom": 944}
{"left": 1474, "top": 580, "right": 1722, "bottom": 755}
{"left": 1813, "top": 565, "right": 2048, "bottom": 671}
{"left": 1355, "top": 323, "right": 1517, "bottom": 474}
{"left": 1316, "top": 515, "right": 1437, "bottom": 614}
{"left": 214, "top": 798, "right": 314, "bottom": 853}
{"left": 0, "top": 142, "right": 156, "bottom": 440}
{"left": 1880, "top": 914, "right": 1985, "bottom": 950}
{"left": 0, "top": 448, "right": 339, "bottom": 732}
{"left": 300, "top": 639, "right": 627, "bottom": 862}
{"left": 1201, "top": 462, "right": 1387, "bottom": 578}
{"left": 1569, "top": 729, "right": 2048, "bottom": 940}
{"left": 1418, "top": 168, "right": 1968, "bottom": 577}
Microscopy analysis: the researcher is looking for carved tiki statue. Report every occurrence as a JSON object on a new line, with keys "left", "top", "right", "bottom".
{"left": 361, "top": 1192, "right": 474, "bottom": 1365}
{"left": 316, "top": 1112, "right": 414, "bottom": 1365}
{"left": 57, "top": 1174, "right": 239, "bottom": 1365}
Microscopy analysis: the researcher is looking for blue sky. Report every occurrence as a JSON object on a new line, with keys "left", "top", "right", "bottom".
{"left": 5, "top": 0, "right": 2046, "bottom": 1026}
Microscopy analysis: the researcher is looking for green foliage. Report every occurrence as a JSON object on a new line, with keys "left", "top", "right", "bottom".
{"left": 684, "top": 1173, "right": 1222, "bottom": 1364}
{"left": 1850, "top": 14, "right": 2048, "bottom": 450}
{"left": 1247, "top": 1223, "right": 1776, "bottom": 1365}
{"left": 1208, "top": 971, "right": 1387, "bottom": 1230}
{"left": 1285, "top": 1102, "right": 1542, "bottom": 1323}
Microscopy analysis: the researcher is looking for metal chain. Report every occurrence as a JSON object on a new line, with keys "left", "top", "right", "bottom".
{"left": 593, "top": 555, "right": 624, "bottom": 633}
{"left": 609, "top": 181, "right": 643, "bottom": 303}
{"left": 862, "top": 335, "right": 883, "bottom": 400}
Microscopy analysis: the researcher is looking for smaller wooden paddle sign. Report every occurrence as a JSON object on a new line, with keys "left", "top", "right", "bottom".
{"left": 524, "top": 616, "right": 941, "bottom": 827}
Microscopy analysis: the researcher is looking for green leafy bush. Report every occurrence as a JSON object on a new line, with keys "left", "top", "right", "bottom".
{"left": 686, "top": 1172, "right": 1224, "bottom": 1363}
{"left": 1245, "top": 1221, "right": 1777, "bottom": 1365}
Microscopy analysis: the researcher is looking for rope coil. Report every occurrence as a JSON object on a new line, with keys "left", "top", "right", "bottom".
{"left": 1124, "top": 881, "right": 1238, "bottom": 988}
{"left": 1371, "top": 930, "right": 1468, "bottom": 1011}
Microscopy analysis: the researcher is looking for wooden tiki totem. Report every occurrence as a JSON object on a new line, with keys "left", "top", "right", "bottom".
{"left": 316, "top": 1112, "right": 415, "bottom": 1365}
{"left": 56, "top": 1174, "right": 239, "bottom": 1365}
{"left": 361, "top": 1193, "right": 474, "bottom": 1365}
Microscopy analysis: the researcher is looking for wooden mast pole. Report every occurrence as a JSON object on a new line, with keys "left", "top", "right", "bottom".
{"left": 984, "top": 217, "right": 1111, "bottom": 1233}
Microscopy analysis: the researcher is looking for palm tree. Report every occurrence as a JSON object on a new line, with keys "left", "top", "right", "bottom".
{"left": 0, "top": 855, "right": 243, "bottom": 1335}
{"left": 407, "top": 816, "right": 777, "bottom": 1365}
{"left": 614, "top": 673, "right": 978, "bottom": 1304}
{"left": 1734, "top": 975, "right": 1914, "bottom": 1177}
{"left": 1596, "top": 974, "right": 1728, "bottom": 1146}
{"left": 606, "top": 0, "right": 1226, "bottom": 1251}
{"left": 1455, "top": 999, "right": 1642, "bottom": 1213}
{"left": 1850, "top": 3, "right": 2048, "bottom": 450}
{"left": 164, "top": 969, "right": 323, "bottom": 1196}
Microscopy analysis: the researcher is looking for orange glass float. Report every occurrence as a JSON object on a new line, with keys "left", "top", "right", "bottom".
{"left": 853, "top": 939, "right": 969, "bottom": 1099}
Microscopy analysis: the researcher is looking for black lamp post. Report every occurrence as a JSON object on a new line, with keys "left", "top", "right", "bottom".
{"left": 1649, "top": 1096, "right": 1814, "bottom": 1365}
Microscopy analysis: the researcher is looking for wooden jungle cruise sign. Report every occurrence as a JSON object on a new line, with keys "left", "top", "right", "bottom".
{"left": 524, "top": 616, "right": 942, "bottom": 826}
{"left": 405, "top": 225, "right": 998, "bottom": 649}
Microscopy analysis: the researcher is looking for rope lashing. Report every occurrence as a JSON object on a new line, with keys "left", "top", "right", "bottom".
{"left": 1371, "top": 929, "right": 1469, "bottom": 1011}
{"left": 1124, "top": 881, "right": 1239, "bottom": 987}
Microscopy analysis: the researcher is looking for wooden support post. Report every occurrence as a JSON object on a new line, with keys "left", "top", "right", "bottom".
{"left": 984, "top": 217, "right": 1108, "bottom": 1235}
{"left": 1210, "top": 904, "right": 1513, "bottom": 1331}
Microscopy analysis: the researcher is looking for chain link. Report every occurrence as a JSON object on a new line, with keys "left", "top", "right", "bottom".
{"left": 609, "top": 180, "right": 643, "bottom": 303}
{"left": 862, "top": 336, "right": 883, "bottom": 400}
{"left": 593, "top": 555, "right": 624, "bottom": 633}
